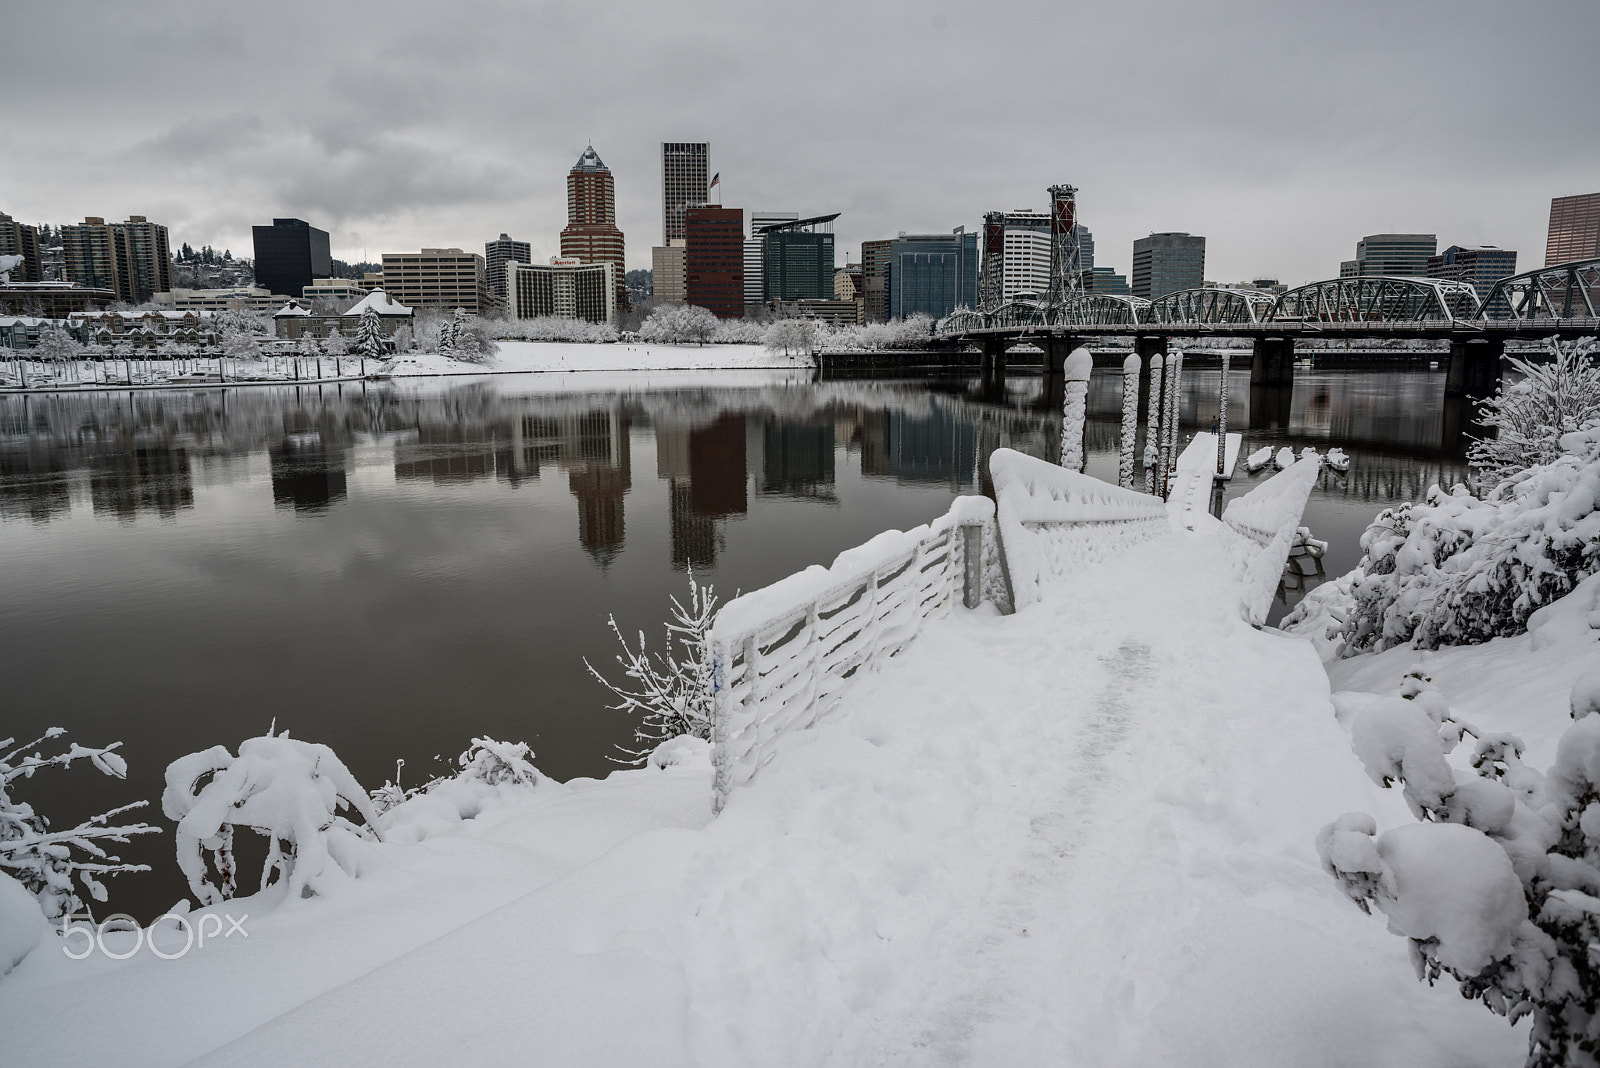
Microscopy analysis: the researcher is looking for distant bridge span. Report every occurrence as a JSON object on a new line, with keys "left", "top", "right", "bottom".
{"left": 932, "top": 257, "right": 1600, "bottom": 396}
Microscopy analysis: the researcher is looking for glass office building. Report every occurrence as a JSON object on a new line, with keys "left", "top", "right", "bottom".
{"left": 887, "top": 232, "right": 979, "bottom": 320}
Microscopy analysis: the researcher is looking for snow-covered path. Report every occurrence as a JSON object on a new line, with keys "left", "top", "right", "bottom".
{"left": 2, "top": 525, "right": 1524, "bottom": 1065}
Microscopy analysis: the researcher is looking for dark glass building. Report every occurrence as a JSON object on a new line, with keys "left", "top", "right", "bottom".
{"left": 685, "top": 206, "right": 745, "bottom": 318}
{"left": 887, "top": 232, "right": 979, "bottom": 320}
{"left": 1131, "top": 232, "right": 1205, "bottom": 300}
{"left": 252, "top": 218, "right": 332, "bottom": 299}
{"left": 761, "top": 215, "right": 838, "bottom": 301}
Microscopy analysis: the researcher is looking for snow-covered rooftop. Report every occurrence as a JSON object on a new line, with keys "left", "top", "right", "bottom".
{"left": 344, "top": 289, "right": 411, "bottom": 317}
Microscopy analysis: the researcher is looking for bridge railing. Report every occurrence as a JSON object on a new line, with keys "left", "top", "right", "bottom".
{"left": 988, "top": 448, "right": 1170, "bottom": 611}
{"left": 1219, "top": 457, "right": 1323, "bottom": 626}
{"left": 708, "top": 495, "right": 996, "bottom": 810}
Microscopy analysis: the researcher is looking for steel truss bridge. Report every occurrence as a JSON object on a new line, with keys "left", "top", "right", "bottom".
{"left": 937, "top": 257, "right": 1600, "bottom": 339}
{"left": 935, "top": 258, "right": 1600, "bottom": 396}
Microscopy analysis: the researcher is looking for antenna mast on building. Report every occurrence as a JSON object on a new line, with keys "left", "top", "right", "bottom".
{"left": 1047, "top": 184, "right": 1082, "bottom": 307}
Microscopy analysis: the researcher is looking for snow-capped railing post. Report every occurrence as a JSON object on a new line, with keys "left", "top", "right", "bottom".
{"left": 708, "top": 496, "right": 993, "bottom": 810}
{"left": 1216, "top": 355, "right": 1229, "bottom": 477}
{"left": 1143, "top": 353, "right": 1164, "bottom": 496}
{"left": 1059, "top": 346, "right": 1092, "bottom": 472}
{"left": 1119, "top": 352, "right": 1140, "bottom": 488}
{"left": 1218, "top": 456, "right": 1322, "bottom": 625}
{"left": 1162, "top": 349, "right": 1184, "bottom": 496}
{"left": 961, "top": 521, "right": 984, "bottom": 609}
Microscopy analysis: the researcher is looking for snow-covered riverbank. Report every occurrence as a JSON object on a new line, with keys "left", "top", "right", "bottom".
{"left": 0, "top": 514, "right": 1528, "bottom": 1066}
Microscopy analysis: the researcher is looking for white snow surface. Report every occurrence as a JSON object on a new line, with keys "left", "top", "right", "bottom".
{"left": 0, "top": 526, "right": 1521, "bottom": 1066}
{"left": 1175, "top": 430, "right": 1241, "bottom": 478}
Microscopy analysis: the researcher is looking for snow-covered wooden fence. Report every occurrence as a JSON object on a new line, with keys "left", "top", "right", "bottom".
{"left": 709, "top": 496, "right": 996, "bottom": 810}
{"left": 1220, "top": 457, "right": 1322, "bottom": 625}
{"left": 989, "top": 448, "right": 1171, "bottom": 611}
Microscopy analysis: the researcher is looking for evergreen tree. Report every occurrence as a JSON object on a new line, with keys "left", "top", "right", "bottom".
{"left": 355, "top": 306, "right": 385, "bottom": 359}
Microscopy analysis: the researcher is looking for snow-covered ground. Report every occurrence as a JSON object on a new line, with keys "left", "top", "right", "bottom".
{"left": 382, "top": 341, "right": 804, "bottom": 377}
{"left": 0, "top": 519, "right": 1525, "bottom": 1065}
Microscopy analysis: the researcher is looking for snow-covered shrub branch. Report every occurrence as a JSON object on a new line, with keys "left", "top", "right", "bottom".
{"left": 1319, "top": 671, "right": 1600, "bottom": 1068}
{"left": 162, "top": 728, "right": 384, "bottom": 905}
{"left": 0, "top": 729, "right": 157, "bottom": 921}
{"left": 1470, "top": 337, "right": 1600, "bottom": 492}
{"left": 587, "top": 571, "right": 719, "bottom": 764}
{"left": 1288, "top": 422, "right": 1600, "bottom": 653}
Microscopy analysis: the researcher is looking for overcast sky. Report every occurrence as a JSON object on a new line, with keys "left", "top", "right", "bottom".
{"left": 8, "top": 0, "right": 1598, "bottom": 286}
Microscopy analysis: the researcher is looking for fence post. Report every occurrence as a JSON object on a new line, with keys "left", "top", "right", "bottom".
{"left": 961, "top": 522, "right": 983, "bottom": 609}
{"left": 1119, "top": 352, "right": 1140, "bottom": 488}
{"left": 1216, "top": 353, "right": 1229, "bottom": 477}
{"left": 1144, "top": 353, "right": 1164, "bottom": 495}
{"left": 1059, "top": 346, "right": 1092, "bottom": 472}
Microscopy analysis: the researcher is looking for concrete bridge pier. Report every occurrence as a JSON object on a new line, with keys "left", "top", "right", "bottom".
{"left": 980, "top": 339, "right": 1008, "bottom": 399}
{"left": 1445, "top": 337, "right": 1505, "bottom": 398}
{"left": 1134, "top": 336, "right": 1168, "bottom": 418}
{"left": 1250, "top": 336, "right": 1296, "bottom": 387}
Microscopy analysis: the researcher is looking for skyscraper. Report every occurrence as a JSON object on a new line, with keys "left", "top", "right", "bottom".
{"left": 1546, "top": 192, "right": 1600, "bottom": 266}
{"left": 0, "top": 213, "right": 42, "bottom": 282}
{"left": 1131, "top": 232, "right": 1205, "bottom": 299}
{"left": 63, "top": 215, "right": 172, "bottom": 304}
{"left": 685, "top": 206, "right": 744, "bottom": 318}
{"left": 1339, "top": 233, "right": 1436, "bottom": 278}
{"left": 745, "top": 211, "right": 797, "bottom": 309}
{"left": 560, "top": 145, "right": 627, "bottom": 313}
{"left": 860, "top": 239, "right": 892, "bottom": 322}
{"left": 979, "top": 211, "right": 1051, "bottom": 304}
{"left": 661, "top": 142, "right": 709, "bottom": 246}
{"left": 761, "top": 215, "right": 838, "bottom": 301}
{"left": 1426, "top": 245, "right": 1518, "bottom": 299}
{"left": 887, "top": 231, "right": 979, "bottom": 320}
{"left": 252, "top": 218, "right": 331, "bottom": 299}
{"left": 484, "top": 234, "right": 531, "bottom": 304}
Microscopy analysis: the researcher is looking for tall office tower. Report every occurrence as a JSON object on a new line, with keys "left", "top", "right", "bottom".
{"left": 761, "top": 215, "right": 838, "bottom": 301}
{"left": 1426, "top": 245, "right": 1518, "bottom": 299}
{"left": 1546, "top": 192, "right": 1600, "bottom": 266}
{"left": 63, "top": 215, "right": 172, "bottom": 304}
{"left": 560, "top": 145, "right": 627, "bottom": 313}
{"left": 860, "top": 239, "right": 893, "bottom": 322}
{"left": 661, "top": 142, "right": 710, "bottom": 246}
{"left": 652, "top": 243, "right": 686, "bottom": 303}
{"left": 1131, "top": 232, "right": 1205, "bottom": 299}
{"left": 887, "top": 231, "right": 980, "bottom": 320}
{"left": 252, "top": 218, "right": 332, "bottom": 299}
{"left": 484, "top": 233, "right": 531, "bottom": 303}
{"left": 380, "top": 248, "right": 490, "bottom": 312}
{"left": 1082, "top": 265, "right": 1131, "bottom": 295}
{"left": 0, "top": 213, "right": 42, "bottom": 282}
{"left": 745, "top": 211, "right": 797, "bottom": 309}
{"left": 1338, "top": 233, "right": 1436, "bottom": 279}
{"left": 1074, "top": 224, "right": 1094, "bottom": 274}
{"left": 684, "top": 206, "right": 744, "bottom": 318}
{"left": 979, "top": 210, "right": 1051, "bottom": 305}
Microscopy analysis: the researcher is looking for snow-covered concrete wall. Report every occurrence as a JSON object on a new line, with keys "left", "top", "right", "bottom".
{"left": 1221, "top": 456, "right": 1322, "bottom": 625}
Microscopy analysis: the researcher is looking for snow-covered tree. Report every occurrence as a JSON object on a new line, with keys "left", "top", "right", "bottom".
{"left": 436, "top": 316, "right": 456, "bottom": 359}
{"left": 33, "top": 325, "right": 81, "bottom": 364}
{"left": 0, "top": 729, "right": 157, "bottom": 922}
{"left": 322, "top": 326, "right": 349, "bottom": 358}
{"left": 162, "top": 728, "right": 383, "bottom": 905}
{"left": 1470, "top": 338, "right": 1600, "bottom": 492}
{"left": 763, "top": 318, "right": 817, "bottom": 356}
{"left": 587, "top": 572, "right": 719, "bottom": 764}
{"left": 449, "top": 307, "right": 499, "bottom": 364}
{"left": 496, "top": 316, "right": 618, "bottom": 344}
{"left": 1293, "top": 423, "right": 1600, "bottom": 653}
{"left": 638, "top": 304, "right": 718, "bottom": 345}
{"left": 1319, "top": 672, "right": 1600, "bottom": 1068}
{"left": 221, "top": 325, "right": 262, "bottom": 362}
{"left": 354, "top": 306, "right": 385, "bottom": 359}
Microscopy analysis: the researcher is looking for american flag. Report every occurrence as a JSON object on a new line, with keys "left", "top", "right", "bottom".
{"left": 709, "top": 172, "right": 720, "bottom": 189}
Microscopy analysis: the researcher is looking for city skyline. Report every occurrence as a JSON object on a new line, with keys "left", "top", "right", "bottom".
{"left": 6, "top": 1, "right": 1596, "bottom": 290}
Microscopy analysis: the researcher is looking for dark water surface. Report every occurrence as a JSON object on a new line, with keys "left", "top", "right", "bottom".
{"left": 0, "top": 364, "right": 1469, "bottom": 919}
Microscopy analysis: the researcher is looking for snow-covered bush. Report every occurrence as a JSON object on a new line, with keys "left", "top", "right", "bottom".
{"left": 763, "top": 318, "right": 816, "bottom": 356}
{"left": 371, "top": 737, "right": 548, "bottom": 845}
{"left": 162, "top": 729, "right": 383, "bottom": 905}
{"left": 639, "top": 304, "right": 718, "bottom": 345}
{"left": 221, "top": 325, "right": 262, "bottom": 362}
{"left": 0, "top": 729, "right": 157, "bottom": 922}
{"left": 1470, "top": 337, "right": 1600, "bottom": 492}
{"left": 587, "top": 572, "right": 719, "bottom": 763}
{"left": 1319, "top": 672, "right": 1600, "bottom": 1068}
{"left": 1296, "top": 424, "right": 1600, "bottom": 654}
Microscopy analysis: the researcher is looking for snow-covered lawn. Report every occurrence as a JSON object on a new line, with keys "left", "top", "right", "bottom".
{"left": 0, "top": 527, "right": 1522, "bottom": 1066}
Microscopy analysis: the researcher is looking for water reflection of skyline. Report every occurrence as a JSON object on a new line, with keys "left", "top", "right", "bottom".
{"left": 0, "top": 369, "right": 1473, "bottom": 558}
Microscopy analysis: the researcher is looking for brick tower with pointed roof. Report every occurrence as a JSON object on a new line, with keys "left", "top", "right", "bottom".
{"left": 560, "top": 144, "right": 628, "bottom": 314}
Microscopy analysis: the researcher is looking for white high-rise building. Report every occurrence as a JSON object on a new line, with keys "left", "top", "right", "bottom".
{"left": 745, "top": 211, "right": 797, "bottom": 307}
{"left": 980, "top": 210, "right": 1052, "bottom": 304}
